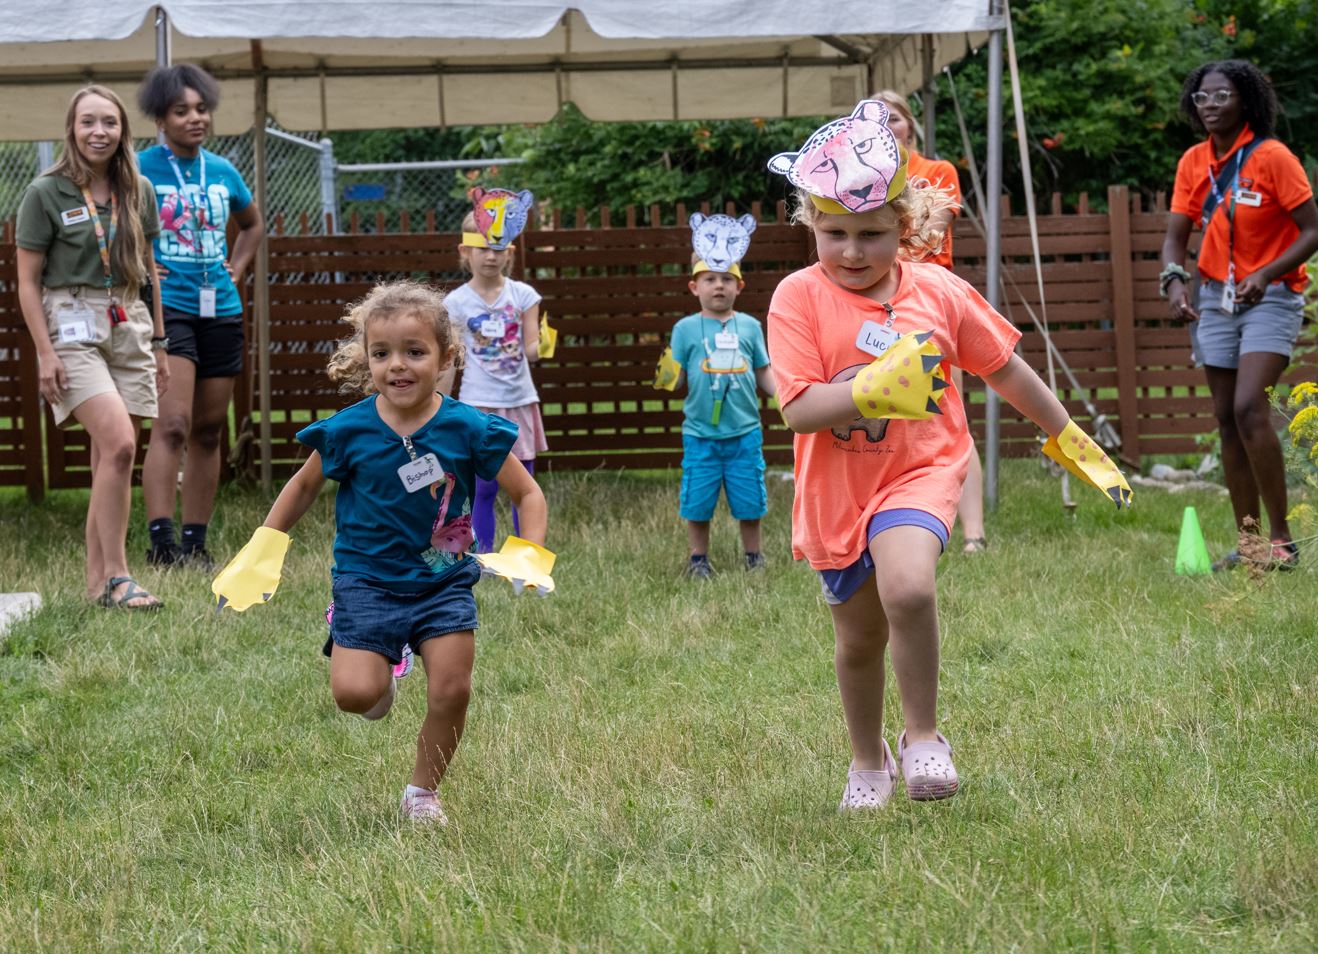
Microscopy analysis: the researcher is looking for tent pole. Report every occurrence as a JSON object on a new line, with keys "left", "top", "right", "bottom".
{"left": 921, "top": 34, "right": 935, "bottom": 154}
{"left": 154, "top": 7, "right": 170, "bottom": 144}
{"left": 984, "top": 17, "right": 1004, "bottom": 509}
{"left": 251, "top": 49, "right": 272, "bottom": 494}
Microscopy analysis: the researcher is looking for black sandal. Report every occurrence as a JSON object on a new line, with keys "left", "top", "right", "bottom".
{"left": 100, "top": 576, "right": 163, "bottom": 611}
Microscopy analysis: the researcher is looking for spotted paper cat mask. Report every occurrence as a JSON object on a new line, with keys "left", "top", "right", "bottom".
{"left": 767, "top": 100, "right": 908, "bottom": 214}
{"left": 690, "top": 212, "right": 756, "bottom": 279}
{"left": 463, "top": 187, "right": 534, "bottom": 250}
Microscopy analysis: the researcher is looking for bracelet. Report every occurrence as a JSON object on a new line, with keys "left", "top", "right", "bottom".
{"left": 1158, "top": 262, "right": 1192, "bottom": 298}
{"left": 151, "top": 336, "right": 170, "bottom": 351}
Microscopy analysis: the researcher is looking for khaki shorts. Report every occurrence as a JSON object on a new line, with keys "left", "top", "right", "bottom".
{"left": 43, "top": 286, "right": 157, "bottom": 427}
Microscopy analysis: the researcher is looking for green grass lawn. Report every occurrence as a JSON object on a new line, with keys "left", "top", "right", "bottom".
{"left": 1, "top": 462, "right": 1315, "bottom": 951}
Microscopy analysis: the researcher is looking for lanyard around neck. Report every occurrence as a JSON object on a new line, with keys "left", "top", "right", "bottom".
{"left": 162, "top": 145, "right": 210, "bottom": 277}
{"left": 78, "top": 184, "right": 118, "bottom": 296}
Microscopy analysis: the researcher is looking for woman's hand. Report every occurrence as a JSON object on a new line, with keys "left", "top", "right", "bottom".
{"left": 155, "top": 355, "right": 171, "bottom": 398}
{"left": 156, "top": 262, "right": 170, "bottom": 282}
{"left": 1167, "top": 281, "right": 1199, "bottom": 322}
{"left": 38, "top": 351, "right": 69, "bottom": 405}
{"left": 1234, "top": 271, "right": 1270, "bottom": 307}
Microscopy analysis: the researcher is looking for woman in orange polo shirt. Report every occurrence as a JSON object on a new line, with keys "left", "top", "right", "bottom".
{"left": 873, "top": 89, "right": 988, "bottom": 554}
{"left": 1160, "top": 60, "right": 1318, "bottom": 569}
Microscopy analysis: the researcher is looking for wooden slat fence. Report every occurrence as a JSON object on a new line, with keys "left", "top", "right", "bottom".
{"left": 3, "top": 187, "right": 1316, "bottom": 494}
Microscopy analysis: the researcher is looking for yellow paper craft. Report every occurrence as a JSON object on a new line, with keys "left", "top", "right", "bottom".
{"left": 538, "top": 311, "right": 557, "bottom": 359}
{"left": 1042, "top": 420, "right": 1134, "bottom": 509}
{"left": 212, "top": 526, "right": 291, "bottom": 612}
{"left": 654, "top": 346, "right": 682, "bottom": 391}
{"left": 475, "top": 536, "right": 556, "bottom": 595}
{"left": 850, "top": 331, "right": 949, "bottom": 420}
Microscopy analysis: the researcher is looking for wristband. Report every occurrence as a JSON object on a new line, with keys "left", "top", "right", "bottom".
{"left": 1158, "top": 262, "right": 1191, "bottom": 298}
{"left": 151, "top": 336, "right": 170, "bottom": 351}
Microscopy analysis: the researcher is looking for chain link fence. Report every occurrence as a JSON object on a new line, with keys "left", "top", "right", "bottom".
{"left": 1, "top": 123, "right": 511, "bottom": 235}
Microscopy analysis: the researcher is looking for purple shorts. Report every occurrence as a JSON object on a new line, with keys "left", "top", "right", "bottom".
{"left": 818, "top": 508, "right": 948, "bottom": 605}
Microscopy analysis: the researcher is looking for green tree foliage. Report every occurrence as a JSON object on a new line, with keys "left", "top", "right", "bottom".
{"left": 928, "top": 0, "right": 1316, "bottom": 210}
{"left": 329, "top": 1, "right": 1317, "bottom": 215}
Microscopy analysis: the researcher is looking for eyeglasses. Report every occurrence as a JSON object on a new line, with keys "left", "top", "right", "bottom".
{"left": 1192, "top": 90, "right": 1234, "bottom": 107}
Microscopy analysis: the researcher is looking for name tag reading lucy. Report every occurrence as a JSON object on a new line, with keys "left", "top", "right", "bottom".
{"left": 856, "top": 320, "right": 900, "bottom": 357}
{"left": 397, "top": 452, "right": 441, "bottom": 493}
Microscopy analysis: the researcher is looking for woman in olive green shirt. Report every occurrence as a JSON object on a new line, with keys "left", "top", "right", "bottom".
{"left": 16, "top": 85, "right": 169, "bottom": 610}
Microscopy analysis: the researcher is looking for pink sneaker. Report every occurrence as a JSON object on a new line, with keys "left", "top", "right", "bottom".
{"left": 393, "top": 646, "right": 414, "bottom": 680}
{"left": 399, "top": 786, "right": 449, "bottom": 825}
{"left": 897, "top": 731, "right": 959, "bottom": 800}
{"left": 838, "top": 739, "right": 897, "bottom": 812}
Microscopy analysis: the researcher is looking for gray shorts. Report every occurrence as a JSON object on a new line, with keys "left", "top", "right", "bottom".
{"left": 1190, "top": 280, "right": 1305, "bottom": 369}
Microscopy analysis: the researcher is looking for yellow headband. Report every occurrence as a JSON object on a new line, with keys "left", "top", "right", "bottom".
{"left": 807, "top": 146, "right": 910, "bottom": 214}
{"left": 462, "top": 232, "right": 490, "bottom": 248}
{"left": 691, "top": 259, "right": 743, "bottom": 280}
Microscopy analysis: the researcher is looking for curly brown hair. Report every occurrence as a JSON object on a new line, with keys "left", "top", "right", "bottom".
{"left": 790, "top": 184, "right": 959, "bottom": 261}
{"left": 326, "top": 281, "right": 461, "bottom": 395}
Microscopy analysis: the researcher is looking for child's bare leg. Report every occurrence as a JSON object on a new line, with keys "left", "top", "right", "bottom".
{"left": 739, "top": 519, "right": 762, "bottom": 554}
{"left": 411, "top": 631, "right": 475, "bottom": 791}
{"left": 330, "top": 646, "right": 394, "bottom": 717}
{"left": 829, "top": 581, "right": 890, "bottom": 771}
{"left": 687, "top": 520, "right": 711, "bottom": 557}
{"left": 870, "top": 526, "right": 943, "bottom": 744}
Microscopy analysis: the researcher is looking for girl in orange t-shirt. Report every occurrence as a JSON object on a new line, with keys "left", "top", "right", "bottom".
{"left": 873, "top": 88, "right": 988, "bottom": 554}
{"left": 767, "top": 100, "right": 1132, "bottom": 811}
{"left": 1161, "top": 59, "right": 1318, "bottom": 568}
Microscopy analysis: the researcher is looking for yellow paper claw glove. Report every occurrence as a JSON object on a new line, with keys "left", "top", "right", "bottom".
{"left": 850, "top": 331, "right": 950, "bottom": 420}
{"left": 475, "top": 536, "right": 556, "bottom": 596}
{"left": 654, "top": 346, "right": 681, "bottom": 392}
{"left": 538, "top": 311, "right": 557, "bottom": 359}
{"left": 1042, "top": 420, "right": 1134, "bottom": 509}
{"left": 212, "top": 526, "right": 291, "bottom": 612}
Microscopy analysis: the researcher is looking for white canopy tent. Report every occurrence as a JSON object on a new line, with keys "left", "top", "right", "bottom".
{"left": 0, "top": 1, "right": 1009, "bottom": 494}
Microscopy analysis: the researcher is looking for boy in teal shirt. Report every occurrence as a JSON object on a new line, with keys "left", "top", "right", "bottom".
{"left": 668, "top": 217, "right": 776, "bottom": 578}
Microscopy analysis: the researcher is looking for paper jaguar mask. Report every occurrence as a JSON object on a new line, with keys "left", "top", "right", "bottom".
{"left": 767, "top": 100, "right": 907, "bottom": 214}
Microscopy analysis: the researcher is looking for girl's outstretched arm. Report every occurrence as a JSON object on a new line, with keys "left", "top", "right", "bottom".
{"left": 264, "top": 451, "right": 328, "bottom": 532}
{"left": 981, "top": 354, "right": 1070, "bottom": 437}
{"left": 496, "top": 453, "right": 547, "bottom": 545}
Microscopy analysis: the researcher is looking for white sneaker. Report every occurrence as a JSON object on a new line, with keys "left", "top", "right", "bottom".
{"left": 400, "top": 786, "right": 449, "bottom": 825}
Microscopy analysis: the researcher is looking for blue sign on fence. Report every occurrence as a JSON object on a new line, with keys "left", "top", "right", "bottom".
{"left": 343, "top": 183, "right": 387, "bottom": 201}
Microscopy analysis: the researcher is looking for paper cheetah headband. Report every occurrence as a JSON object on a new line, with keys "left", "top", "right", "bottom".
{"left": 767, "top": 100, "right": 908, "bottom": 214}
{"left": 462, "top": 187, "right": 534, "bottom": 250}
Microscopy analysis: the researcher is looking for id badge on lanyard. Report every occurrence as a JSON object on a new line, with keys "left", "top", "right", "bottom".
{"left": 199, "top": 285, "right": 217, "bottom": 318}
{"left": 78, "top": 185, "right": 126, "bottom": 325}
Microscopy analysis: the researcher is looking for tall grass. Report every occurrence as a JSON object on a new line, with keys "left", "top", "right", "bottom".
{"left": 0, "top": 462, "right": 1314, "bottom": 951}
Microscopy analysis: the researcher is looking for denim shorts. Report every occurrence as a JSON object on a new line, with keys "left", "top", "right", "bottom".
{"left": 1190, "top": 281, "right": 1305, "bottom": 369}
{"left": 818, "top": 509, "right": 949, "bottom": 605}
{"left": 679, "top": 430, "right": 767, "bottom": 521}
{"left": 322, "top": 561, "right": 481, "bottom": 663}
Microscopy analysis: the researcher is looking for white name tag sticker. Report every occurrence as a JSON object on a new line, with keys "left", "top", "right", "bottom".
{"left": 1234, "top": 190, "right": 1262, "bottom": 207}
{"left": 856, "top": 320, "right": 900, "bottom": 357}
{"left": 198, "top": 286, "right": 217, "bottom": 318}
{"left": 480, "top": 317, "right": 506, "bottom": 338}
{"left": 397, "top": 452, "right": 442, "bottom": 493}
{"left": 714, "top": 331, "right": 739, "bottom": 350}
{"left": 60, "top": 207, "right": 90, "bottom": 227}
{"left": 58, "top": 320, "right": 93, "bottom": 343}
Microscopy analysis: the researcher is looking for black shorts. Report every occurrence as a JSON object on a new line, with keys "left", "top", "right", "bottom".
{"left": 164, "top": 307, "right": 245, "bottom": 379}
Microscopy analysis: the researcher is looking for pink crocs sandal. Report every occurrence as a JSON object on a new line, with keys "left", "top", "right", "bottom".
{"left": 838, "top": 739, "right": 897, "bottom": 812}
{"left": 400, "top": 786, "right": 449, "bottom": 825}
{"left": 897, "top": 731, "right": 959, "bottom": 800}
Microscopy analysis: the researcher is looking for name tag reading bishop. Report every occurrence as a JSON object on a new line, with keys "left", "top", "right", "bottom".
{"left": 856, "top": 320, "right": 900, "bottom": 357}
{"left": 397, "top": 452, "right": 442, "bottom": 492}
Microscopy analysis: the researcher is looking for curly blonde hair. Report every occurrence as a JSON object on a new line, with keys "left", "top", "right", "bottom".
{"left": 326, "top": 281, "right": 461, "bottom": 395}
{"left": 791, "top": 184, "right": 959, "bottom": 261}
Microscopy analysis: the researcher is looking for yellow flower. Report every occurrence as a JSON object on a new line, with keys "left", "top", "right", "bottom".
{"left": 1290, "top": 405, "right": 1318, "bottom": 441}
{"left": 1289, "top": 381, "right": 1318, "bottom": 408}
{"left": 1289, "top": 502, "right": 1315, "bottom": 533}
